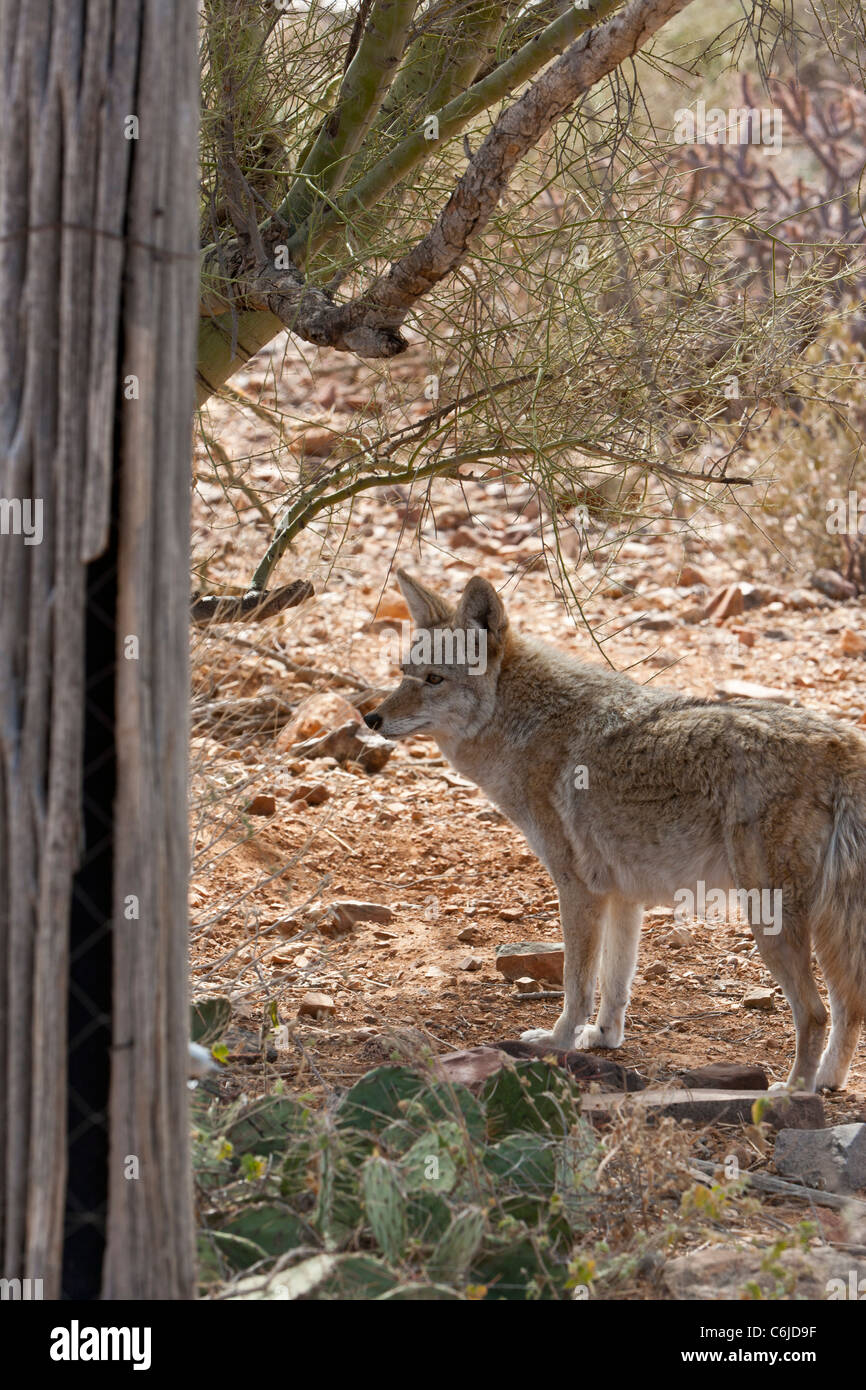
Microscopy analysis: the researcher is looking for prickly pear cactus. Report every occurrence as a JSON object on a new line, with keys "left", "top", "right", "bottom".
{"left": 361, "top": 1156, "right": 408, "bottom": 1264}
{"left": 429, "top": 1208, "right": 485, "bottom": 1283}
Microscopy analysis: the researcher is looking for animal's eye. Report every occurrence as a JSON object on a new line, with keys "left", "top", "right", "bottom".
{"left": 426, "top": 673, "right": 444, "bottom": 685}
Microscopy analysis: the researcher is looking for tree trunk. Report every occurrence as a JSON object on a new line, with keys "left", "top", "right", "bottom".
{"left": 0, "top": 0, "right": 199, "bottom": 1299}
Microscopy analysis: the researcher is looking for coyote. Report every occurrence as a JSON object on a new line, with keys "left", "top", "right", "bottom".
{"left": 365, "top": 570, "right": 866, "bottom": 1091}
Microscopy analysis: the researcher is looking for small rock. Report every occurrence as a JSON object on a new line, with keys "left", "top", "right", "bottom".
{"left": 643, "top": 961, "right": 668, "bottom": 980}
{"left": 326, "top": 900, "right": 394, "bottom": 933}
{"left": 838, "top": 628, "right": 866, "bottom": 656}
{"left": 298, "top": 991, "right": 335, "bottom": 1020}
{"left": 246, "top": 793, "right": 276, "bottom": 816}
{"left": 277, "top": 692, "right": 359, "bottom": 747}
{"left": 371, "top": 593, "right": 410, "bottom": 624}
{"left": 704, "top": 583, "right": 745, "bottom": 620}
{"left": 457, "top": 926, "right": 482, "bottom": 944}
{"left": 495, "top": 941, "right": 564, "bottom": 984}
{"left": 639, "top": 614, "right": 675, "bottom": 631}
{"left": 668, "top": 927, "right": 692, "bottom": 948}
{"left": 499, "top": 908, "right": 524, "bottom": 922}
{"left": 514, "top": 976, "right": 542, "bottom": 993}
{"left": 742, "top": 987, "right": 775, "bottom": 1011}
{"left": 774, "top": 1123, "right": 866, "bottom": 1194}
{"left": 809, "top": 568, "right": 857, "bottom": 602}
{"left": 678, "top": 564, "right": 707, "bottom": 587}
{"left": 303, "top": 783, "right": 330, "bottom": 806}
{"left": 786, "top": 588, "right": 825, "bottom": 611}
{"left": 457, "top": 955, "right": 483, "bottom": 971}
{"left": 289, "top": 720, "right": 395, "bottom": 773}
{"left": 288, "top": 782, "right": 315, "bottom": 802}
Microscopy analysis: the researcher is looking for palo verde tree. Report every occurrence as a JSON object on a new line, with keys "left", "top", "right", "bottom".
{"left": 196, "top": 0, "right": 866, "bottom": 599}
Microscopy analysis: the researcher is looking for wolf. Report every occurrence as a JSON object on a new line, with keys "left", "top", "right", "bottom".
{"left": 365, "top": 570, "right": 866, "bottom": 1091}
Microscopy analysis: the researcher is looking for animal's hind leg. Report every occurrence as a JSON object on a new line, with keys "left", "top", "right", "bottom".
{"left": 816, "top": 994, "right": 862, "bottom": 1091}
{"left": 574, "top": 897, "right": 642, "bottom": 1050}
{"left": 751, "top": 911, "right": 827, "bottom": 1091}
{"left": 815, "top": 941, "right": 863, "bottom": 1090}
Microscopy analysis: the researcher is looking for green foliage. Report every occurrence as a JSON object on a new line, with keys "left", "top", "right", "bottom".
{"left": 190, "top": 994, "right": 232, "bottom": 1045}
{"left": 193, "top": 1058, "right": 602, "bottom": 1299}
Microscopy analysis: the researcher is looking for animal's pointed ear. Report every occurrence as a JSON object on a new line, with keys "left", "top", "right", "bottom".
{"left": 455, "top": 576, "right": 508, "bottom": 647}
{"left": 396, "top": 570, "right": 453, "bottom": 628}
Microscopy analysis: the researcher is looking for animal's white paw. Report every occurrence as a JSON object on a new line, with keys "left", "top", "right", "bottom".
{"left": 815, "top": 1064, "right": 846, "bottom": 1093}
{"left": 519, "top": 1028, "right": 560, "bottom": 1047}
{"left": 766, "top": 1080, "right": 791, "bottom": 1096}
{"left": 573, "top": 1024, "right": 611, "bottom": 1051}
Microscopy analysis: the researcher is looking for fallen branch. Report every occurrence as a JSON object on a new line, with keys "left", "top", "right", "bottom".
{"left": 690, "top": 1158, "right": 866, "bottom": 1215}
{"left": 190, "top": 580, "right": 314, "bottom": 625}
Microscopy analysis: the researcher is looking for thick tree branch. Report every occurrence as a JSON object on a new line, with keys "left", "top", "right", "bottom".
{"left": 319, "top": 0, "right": 697, "bottom": 345}
{"left": 197, "top": 0, "right": 696, "bottom": 399}
{"left": 190, "top": 580, "right": 314, "bottom": 625}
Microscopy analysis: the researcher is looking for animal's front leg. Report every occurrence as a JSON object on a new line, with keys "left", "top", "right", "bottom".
{"left": 573, "top": 896, "right": 642, "bottom": 1050}
{"left": 521, "top": 878, "right": 605, "bottom": 1050}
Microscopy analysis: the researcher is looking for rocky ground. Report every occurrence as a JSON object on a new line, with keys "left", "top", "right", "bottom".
{"left": 191, "top": 336, "right": 866, "bottom": 1281}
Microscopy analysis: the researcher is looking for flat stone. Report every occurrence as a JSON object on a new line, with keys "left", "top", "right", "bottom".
{"left": 329, "top": 900, "right": 394, "bottom": 929}
{"left": 809, "top": 568, "right": 857, "bottom": 601}
{"left": 246, "top": 793, "right": 276, "bottom": 816}
{"left": 742, "top": 987, "right": 776, "bottom": 1010}
{"left": 297, "top": 992, "right": 335, "bottom": 1019}
{"left": 582, "top": 1088, "right": 824, "bottom": 1128}
{"left": 774, "top": 1123, "right": 866, "bottom": 1194}
{"left": 495, "top": 941, "right": 564, "bottom": 984}
{"left": 664, "top": 1245, "right": 866, "bottom": 1300}
{"left": 514, "top": 976, "right": 541, "bottom": 993}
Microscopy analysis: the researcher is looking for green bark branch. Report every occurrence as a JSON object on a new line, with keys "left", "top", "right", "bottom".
{"left": 278, "top": 0, "right": 417, "bottom": 234}
{"left": 284, "top": 0, "right": 625, "bottom": 263}
{"left": 196, "top": 0, "right": 695, "bottom": 403}
{"left": 250, "top": 451, "right": 487, "bottom": 591}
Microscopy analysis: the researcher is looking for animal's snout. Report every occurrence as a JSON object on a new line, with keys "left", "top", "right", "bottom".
{"left": 364, "top": 710, "right": 383, "bottom": 731}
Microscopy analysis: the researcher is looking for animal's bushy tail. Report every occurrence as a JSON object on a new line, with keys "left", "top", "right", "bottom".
{"left": 817, "top": 781, "right": 866, "bottom": 1013}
